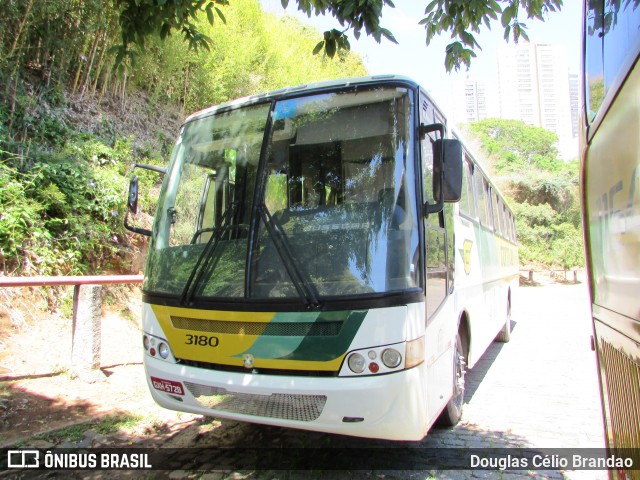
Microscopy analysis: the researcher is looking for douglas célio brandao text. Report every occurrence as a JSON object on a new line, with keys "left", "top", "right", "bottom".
{"left": 470, "top": 453, "right": 634, "bottom": 470}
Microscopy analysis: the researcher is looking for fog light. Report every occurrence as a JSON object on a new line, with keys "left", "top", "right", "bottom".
{"left": 158, "top": 342, "right": 169, "bottom": 359}
{"left": 143, "top": 335, "right": 150, "bottom": 351}
{"left": 381, "top": 348, "right": 402, "bottom": 368}
{"left": 348, "top": 353, "right": 366, "bottom": 373}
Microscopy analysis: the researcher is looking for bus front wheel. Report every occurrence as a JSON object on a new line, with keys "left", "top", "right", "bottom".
{"left": 437, "top": 332, "right": 466, "bottom": 426}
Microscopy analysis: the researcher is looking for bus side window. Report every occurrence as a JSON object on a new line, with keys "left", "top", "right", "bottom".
{"left": 459, "top": 157, "right": 476, "bottom": 218}
{"left": 501, "top": 204, "right": 509, "bottom": 239}
{"left": 602, "top": 0, "right": 640, "bottom": 105}
{"left": 474, "top": 172, "right": 489, "bottom": 227}
{"left": 494, "top": 196, "right": 502, "bottom": 237}
{"left": 494, "top": 194, "right": 503, "bottom": 237}
{"left": 585, "top": 0, "right": 604, "bottom": 121}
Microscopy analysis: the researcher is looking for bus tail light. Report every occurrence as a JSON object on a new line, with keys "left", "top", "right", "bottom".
{"left": 405, "top": 337, "right": 425, "bottom": 369}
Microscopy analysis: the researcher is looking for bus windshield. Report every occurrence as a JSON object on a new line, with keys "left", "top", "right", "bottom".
{"left": 144, "top": 86, "right": 420, "bottom": 305}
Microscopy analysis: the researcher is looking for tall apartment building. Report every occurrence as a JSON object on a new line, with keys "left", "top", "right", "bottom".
{"left": 453, "top": 77, "right": 500, "bottom": 123}
{"left": 497, "top": 42, "right": 576, "bottom": 158}
{"left": 568, "top": 72, "right": 580, "bottom": 139}
{"left": 452, "top": 42, "right": 578, "bottom": 159}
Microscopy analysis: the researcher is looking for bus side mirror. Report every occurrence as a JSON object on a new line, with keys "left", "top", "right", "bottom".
{"left": 124, "top": 163, "right": 167, "bottom": 237}
{"left": 426, "top": 139, "right": 463, "bottom": 215}
{"left": 128, "top": 176, "right": 140, "bottom": 214}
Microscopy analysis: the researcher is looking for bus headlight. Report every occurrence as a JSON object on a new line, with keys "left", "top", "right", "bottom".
{"left": 158, "top": 342, "right": 170, "bottom": 359}
{"left": 340, "top": 338, "right": 423, "bottom": 377}
{"left": 143, "top": 332, "right": 175, "bottom": 363}
{"left": 348, "top": 353, "right": 366, "bottom": 373}
{"left": 381, "top": 348, "right": 402, "bottom": 368}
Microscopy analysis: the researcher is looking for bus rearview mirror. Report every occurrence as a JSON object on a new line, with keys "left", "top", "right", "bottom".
{"left": 124, "top": 163, "right": 167, "bottom": 236}
{"left": 427, "top": 139, "right": 463, "bottom": 215}
{"left": 436, "top": 139, "right": 463, "bottom": 203}
{"left": 128, "top": 176, "right": 139, "bottom": 214}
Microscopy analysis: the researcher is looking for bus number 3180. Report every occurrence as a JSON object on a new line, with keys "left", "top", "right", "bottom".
{"left": 185, "top": 334, "right": 219, "bottom": 347}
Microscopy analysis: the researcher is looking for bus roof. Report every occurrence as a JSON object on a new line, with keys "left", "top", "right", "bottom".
{"left": 184, "top": 75, "right": 421, "bottom": 124}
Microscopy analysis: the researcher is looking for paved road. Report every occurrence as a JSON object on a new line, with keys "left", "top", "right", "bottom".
{"left": 420, "top": 282, "right": 607, "bottom": 479}
{"left": 150, "top": 282, "right": 607, "bottom": 479}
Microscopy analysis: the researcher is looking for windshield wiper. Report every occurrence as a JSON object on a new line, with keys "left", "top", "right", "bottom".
{"left": 180, "top": 202, "right": 239, "bottom": 306}
{"left": 258, "top": 205, "right": 321, "bottom": 310}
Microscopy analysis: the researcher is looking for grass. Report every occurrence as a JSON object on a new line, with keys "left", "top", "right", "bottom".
{"left": 34, "top": 413, "right": 145, "bottom": 443}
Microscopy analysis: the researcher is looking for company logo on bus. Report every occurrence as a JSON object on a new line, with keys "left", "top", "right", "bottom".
{"left": 243, "top": 354, "right": 255, "bottom": 369}
{"left": 150, "top": 376, "right": 185, "bottom": 395}
{"left": 462, "top": 240, "right": 473, "bottom": 275}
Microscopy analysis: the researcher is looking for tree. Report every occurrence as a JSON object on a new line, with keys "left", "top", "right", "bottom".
{"left": 112, "top": 0, "right": 564, "bottom": 72}
{"left": 468, "top": 119, "right": 559, "bottom": 172}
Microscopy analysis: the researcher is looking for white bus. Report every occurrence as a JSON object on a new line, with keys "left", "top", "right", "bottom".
{"left": 126, "top": 76, "right": 519, "bottom": 440}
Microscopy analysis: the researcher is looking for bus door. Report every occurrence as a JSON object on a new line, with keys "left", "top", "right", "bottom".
{"left": 419, "top": 93, "right": 456, "bottom": 420}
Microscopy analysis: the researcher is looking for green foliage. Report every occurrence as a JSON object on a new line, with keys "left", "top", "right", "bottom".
{"left": 0, "top": 134, "right": 131, "bottom": 275}
{"left": 0, "top": 0, "right": 367, "bottom": 276}
{"left": 420, "top": 0, "right": 562, "bottom": 71}
{"left": 113, "top": 0, "right": 563, "bottom": 72}
{"left": 468, "top": 119, "right": 560, "bottom": 172}
{"left": 130, "top": 0, "right": 367, "bottom": 111}
{"left": 512, "top": 202, "right": 584, "bottom": 268}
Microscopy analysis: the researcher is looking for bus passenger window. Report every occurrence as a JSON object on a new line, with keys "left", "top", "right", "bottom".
{"left": 458, "top": 158, "right": 475, "bottom": 218}
{"left": 474, "top": 173, "right": 489, "bottom": 227}
{"left": 585, "top": 0, "right": 604, "bottom": 120}
{"left": 603, "top": 0, "right": 640, "bottom": 100}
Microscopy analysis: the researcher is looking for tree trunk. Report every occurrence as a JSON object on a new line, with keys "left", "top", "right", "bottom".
{"left": 8, "top": 0, "right": 35, "bottom": 59}
{"left": 78, "top": 27, "right": 103, "bottom": 99}
{"left": 89, "top": 30, "right": 109, "bottom": 98}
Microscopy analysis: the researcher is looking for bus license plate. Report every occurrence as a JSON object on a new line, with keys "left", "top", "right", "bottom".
{"left": 150, "top": 376, "right": 185, "bottom": 395}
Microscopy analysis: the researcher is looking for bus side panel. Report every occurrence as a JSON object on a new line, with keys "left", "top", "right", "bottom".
{"left": 592, "top": 306, "right": 640, "bottom": 455}
{"left": 423, "top": 296, "right": 456, "bottom": 425}
{"left": 585, "top": 60, "right": 640, "bottom": 324}
{"left": 584, "top": 56, "right": 640, "bottom": 461}
{"left": 454, "top": 214, "right": 518, "bottom": 368}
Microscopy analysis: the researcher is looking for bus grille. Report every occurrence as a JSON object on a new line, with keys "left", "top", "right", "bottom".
{"left": 171, "top": 317, "right": 342, "bottom": 336}
{"left": 183, "top": 382, "right": 326, "bottom": 422}
{"left": 600, "top": 339, "right": 640, "bottom": 478}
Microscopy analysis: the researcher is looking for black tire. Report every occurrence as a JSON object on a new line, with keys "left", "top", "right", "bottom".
{"left": 436, "top": 332, "right": 466, "bottom": 426}
{"left": 495, "top": 297, "right": 511, "bottom": 343}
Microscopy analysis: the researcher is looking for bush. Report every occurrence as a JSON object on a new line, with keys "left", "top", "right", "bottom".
{"left": 0, "top": 137, "right": 132, "bottom": 274}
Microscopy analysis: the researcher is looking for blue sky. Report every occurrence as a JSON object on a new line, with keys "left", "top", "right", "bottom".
{"left": 262, "top": 0, "right": 581, "bottom": 111}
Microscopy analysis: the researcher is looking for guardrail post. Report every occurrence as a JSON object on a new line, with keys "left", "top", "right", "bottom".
{"left": 71, "top": 284, "right": 102, "bottom": 379}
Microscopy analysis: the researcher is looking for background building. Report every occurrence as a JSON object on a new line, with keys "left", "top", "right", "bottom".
{"left": 453, "top": 42, "right": 578, "bottom": 159}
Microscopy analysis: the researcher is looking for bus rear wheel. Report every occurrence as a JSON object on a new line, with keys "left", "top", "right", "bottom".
{"left": 495, "top": 297, "right": 512, "bottom": 343}
{"left": 437, "top": 332, "right": 466, "bottom": 426}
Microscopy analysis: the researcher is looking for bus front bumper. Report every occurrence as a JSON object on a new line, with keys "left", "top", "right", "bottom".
{"left": 145, "top": 356, "right": 429, "bottom": 441}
